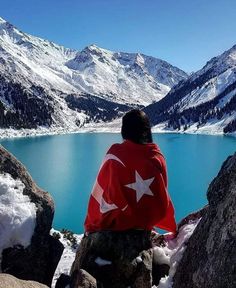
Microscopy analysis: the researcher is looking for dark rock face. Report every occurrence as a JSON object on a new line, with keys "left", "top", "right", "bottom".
{"left": 0, "top": 273, "right": 49, "bottom": 288}
{"left": 70, "top": 230, "right": 155, "bottom": 288}
{"left": 0, "top": 146, "right": 64, "bottom": 286}
{"left": 173, "top": 153, "right": 236, "bottom": 288}
{"left": 65, "top": 93, "right": 134, "bottom": 125}
{"left": 0, "top": 75, "right": 54, "bottom": 129}
{"left": 55, "top": 274, "right": 71, "bottom": 288}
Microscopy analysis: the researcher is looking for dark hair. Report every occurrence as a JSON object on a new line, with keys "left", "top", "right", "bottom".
{"left": 121, "top": 109, "right": 153, "bottom": 144}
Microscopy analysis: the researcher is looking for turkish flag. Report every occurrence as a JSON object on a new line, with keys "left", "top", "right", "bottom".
{"left": 84, "top": 140, "right": 177, "bottom": 233}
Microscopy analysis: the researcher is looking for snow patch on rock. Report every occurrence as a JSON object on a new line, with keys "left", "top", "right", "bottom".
{"left": 95, "top": 257, "right": 112, "bottom": 266}
{"left": 0, "top": 173, "right": 36, "bottom": 270}
{"left": 156, "top": 219, "right": 200, "bottom": 288}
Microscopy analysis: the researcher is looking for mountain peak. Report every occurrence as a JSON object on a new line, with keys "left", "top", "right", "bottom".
{"left": 0, "top": 15, "right": 187, "bottom": 109}
{"left": 82, "top": 44, "right": 112, "bottom": 57}
{"left": 0, "top": 16, "right": 6, "bottom": 23}
{"left": 0, "top": 16, "right": 14, "bottom": 31}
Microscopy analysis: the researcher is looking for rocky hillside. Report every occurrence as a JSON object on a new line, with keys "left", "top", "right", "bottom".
{"left": 145, "top": 45, "right": 236, "bottom": 134}
{"left": 0, "top": 16, "right": 187, "bottom": 132}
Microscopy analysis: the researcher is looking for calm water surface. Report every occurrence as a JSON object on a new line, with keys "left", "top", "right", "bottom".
{"left": 1, "top": 133, "right": 236, "bottom": 233}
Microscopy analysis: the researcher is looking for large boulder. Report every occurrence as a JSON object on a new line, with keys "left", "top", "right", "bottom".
{"left": 69, "top": 230, "right": 170, "bottom": 288}
{"left": 0, "top": 145, "right": 64, "bottom": 286}
{"left": 0, "top": 273, "right": 48, "bottom": 288}
{"left": 70, "top": 230, "right": 154, "bottom": 288}
{"left": 173, "top": 153, "right": 236, "bottom": 288}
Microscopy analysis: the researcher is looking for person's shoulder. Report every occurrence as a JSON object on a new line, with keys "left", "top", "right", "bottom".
{"left": 149, "top": 143, "right": 164, "bottom": 157}
{"left": 150, "top": 143, "right": 166, "bottom": 168}
{"left": 107, "top": 143, "right": 123, "bottom": 154}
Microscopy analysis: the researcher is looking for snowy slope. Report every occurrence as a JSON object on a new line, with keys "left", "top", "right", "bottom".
{"left": 0, "top": 17, "right": 77, "bottom": 93}
{"left": 0, "top": 15, "right": 187, "bottom": 105}
{"left": 0, "top": 16, "right": 188, "bottom": 135}
{"left": 145, "top": 45, "right": 236, "bottom": 134}
{"left": 66, "top": 45, "right": 187, "bottom": 105}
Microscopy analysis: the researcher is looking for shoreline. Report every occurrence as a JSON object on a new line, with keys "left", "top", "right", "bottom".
{"left": 0, "top": 125, "right": 236, "bottom": 140}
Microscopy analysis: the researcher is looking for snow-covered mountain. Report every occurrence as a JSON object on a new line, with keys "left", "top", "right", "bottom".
{"left": 145, "top": 44, "right": 236, "bottom": 134}
{"left": 66, "top": 45, "right": 187, "bottom": 105}
{"left": 0, "top": 16, "right": 187, "bottom": 133}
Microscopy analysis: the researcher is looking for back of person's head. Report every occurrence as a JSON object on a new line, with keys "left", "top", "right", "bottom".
{"left": 121, "top": 109, "right": 153, "bottom": 144}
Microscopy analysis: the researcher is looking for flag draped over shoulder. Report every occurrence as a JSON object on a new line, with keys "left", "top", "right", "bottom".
{"left": 84, "top": 140, "right": 177, "bottom": 233}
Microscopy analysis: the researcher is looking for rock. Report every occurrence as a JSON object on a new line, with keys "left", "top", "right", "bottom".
{"left": 0, "top": 145, "right": 64, "bottom": 286}
{"left": 177, "top": 205, "right": 208, "bottom": 230}
{"left": 55, "top": 273, "right": 71, "bottom": 288}
{"left": 70, "top": 230, "right": 153, "bottom": 288}
{"left": 152, "top": 263, "right": 169, "bottom": 286}
{"left": 55, "top": 270, "right": 97, "bottom": 288}
{"left": 173, "top": 153, "right": 236, "bottom": 288}
{"left": 132, "top": 249, "right": 153, "bottom": 288}
{"left": 71, "top": 269, "right": 97, "bottom": 288}
{"left": 0, "top": 273, "right": 49, "bottom": 288}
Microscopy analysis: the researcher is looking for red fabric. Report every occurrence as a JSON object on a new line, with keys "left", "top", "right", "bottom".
{"left": 84, "top": 140, "right": 177, "bottom": 233}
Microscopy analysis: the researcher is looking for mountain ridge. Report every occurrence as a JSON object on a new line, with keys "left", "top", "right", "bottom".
{"left": 1, "top": 16, "right": 235, "bottom": 136}
{"left": 144, "top": 44, "right": 236, "bottom": 134}
{"left": 0, "top": 16, "right": 188, "bottom": 133}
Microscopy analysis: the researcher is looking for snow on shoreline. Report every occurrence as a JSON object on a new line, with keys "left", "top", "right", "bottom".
{"left": 51, "top": 220, "right": 200, "bottom": 288}
{"left": 0, "top": 124, "right": 235, "bottom": 141}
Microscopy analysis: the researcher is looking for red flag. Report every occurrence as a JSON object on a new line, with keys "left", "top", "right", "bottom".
{"left": 84, "top": 140, "right": 177, "bottom": 233}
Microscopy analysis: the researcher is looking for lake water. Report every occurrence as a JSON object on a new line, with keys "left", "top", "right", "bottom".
{"left": 1, "top": 133, "right": 236, "bottom": 234}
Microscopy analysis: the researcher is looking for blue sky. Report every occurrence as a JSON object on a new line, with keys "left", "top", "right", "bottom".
{"left": 1, "top": 0, "right": 236, "bottom": 72}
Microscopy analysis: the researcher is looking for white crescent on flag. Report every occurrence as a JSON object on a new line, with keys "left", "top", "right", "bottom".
{"left": 91, "top": 154, "right": 127, "bottom": 214}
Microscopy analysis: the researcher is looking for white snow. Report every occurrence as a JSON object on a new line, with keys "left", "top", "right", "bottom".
{"left": 156, "top": 219, "right": 200, "bottom": 288}
{"left": 152, "top": 110, "right": 236, "bottom": 136}
{"left": 178, "top": 67, "right": 236, "bottom": 111}
{"left": 94, "top": 257, "right": 112, "bottom": 266}
{"left": 1, "top": 113, "right": 236, "bottom": 141}
{"left": 153, "top": 246, "right": 170, "bottom": 265}
{"left": 164, "top": 44, "right": 236, "bottom": 113}
{"left": 136, "top": 256, "right": 143, "bottom": 263}
{"left": 51, "top": 229, "right": 83, "bottom": 288}
{"left": 0, "top": 173, "right": 36, "bottom": 270}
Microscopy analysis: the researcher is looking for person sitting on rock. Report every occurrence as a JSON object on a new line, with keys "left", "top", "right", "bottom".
{"left": 85, "top": 109, "right": 177, "bottom": 233}
{"left": 71, "top": 109, "right": 177, "bottom": 288}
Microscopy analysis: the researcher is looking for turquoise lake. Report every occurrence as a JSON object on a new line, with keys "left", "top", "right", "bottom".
{"left": 1, "top": 133, "right": 236, "bottom": 233}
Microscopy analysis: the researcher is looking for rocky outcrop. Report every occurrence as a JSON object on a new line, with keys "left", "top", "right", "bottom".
{"left": 69, "top": 230, "right": 169, "bottom": 288}
{"left": 0, "top": 145, "right": 64, "bottom": 286}
{"left": 173, "top": 153, "right": 236, "bottom": 288}
{"left": 0, "top": 273, "right": 48, "bottom": 288}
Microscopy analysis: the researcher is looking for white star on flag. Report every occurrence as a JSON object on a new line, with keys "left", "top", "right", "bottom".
{"left": 125, "top": 171, "right": 155, "bottom": 202}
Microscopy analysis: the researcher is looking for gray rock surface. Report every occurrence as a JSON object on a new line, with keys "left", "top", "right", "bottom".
{"left": 0, "top": 273, "right": 49, "bottom": 288}
{"left": 71, "top": 269, "right": 97, "bottom": 288}
{"left": 70, "top": 230, "right": 154, "bottom": 288}
{"left": 173, "top": 153, "right": 236, "bottom": 288}
{"left": 0, "top": 145, "right": 64, "bottom": 286}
